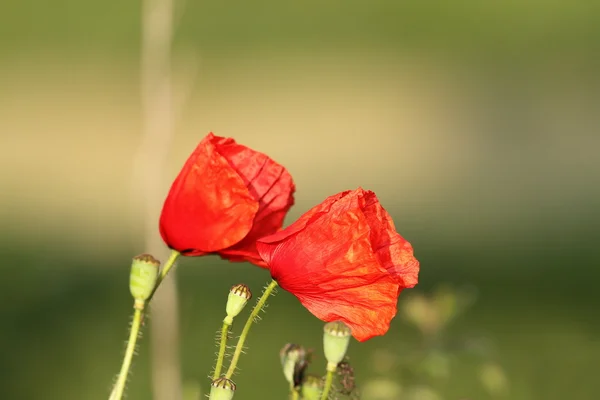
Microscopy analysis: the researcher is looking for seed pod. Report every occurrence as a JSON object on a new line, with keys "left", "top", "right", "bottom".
{"left": 129, "top": 254, "right": 160, "bottom": 303}
{"left": 225, "top": 284, "right": 252, "bottom": 324}
{"left": 323, "top": 321, "right": 352, "bottom": 369}
{"left": 209, "top": 377, "right": 236, "bottom": 400}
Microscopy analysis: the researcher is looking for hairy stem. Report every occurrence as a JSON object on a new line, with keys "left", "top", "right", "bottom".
{"left": 320, "top": 367, "right": 336, "bottom": 400}
{"left": 213, "top": 321, "right": 231, "bottom": 379}
{"left": 109, "top": 302, "right": 145, "bottom": 400}
{"left": 225, "top": 280, "right": 278, "bottom": 378}
{"left": 147, "top": 250, "right": 180, "bottom": 302}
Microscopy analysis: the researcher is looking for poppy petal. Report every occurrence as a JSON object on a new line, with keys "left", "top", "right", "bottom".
{"left": 159, "top": 134, "right": 258, "bottom": 254}
{"left": 360, "top": 191, "right": 420, "bottom": 288}
{"left": 218, "top": 165, "right": 295, "bottom": 266}
{"left": 257, "top": 188, "right": 419, "bottom": 341}
{"left": 257, "top": 190, "right": 350, "bottom": 249}
{"left": 257, "top": 190, "right": 399, "bottom": 341}
{"left": 295, "top": 275, "right": 399, "bottom": 342}
{"left": 210, "top": 136, "right": 296, "bottom": 265}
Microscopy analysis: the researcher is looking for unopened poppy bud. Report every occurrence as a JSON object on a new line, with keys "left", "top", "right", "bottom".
{"left": 301, "top": 374, "right": 323, "bottom": 400}
{"left": 224, "top": 284, "right": 252, "bottom": 324}
{"left": 129, "top": 254, "right": 160, "bottom": 304}
{"left": 279, "top": 343, "right": 307, "bottom": 386}
{"left": 209, "top": 377, "right": 236, "bottom": 400}
{"left": 323, "top": 321, "right": 352, "bottom": 369}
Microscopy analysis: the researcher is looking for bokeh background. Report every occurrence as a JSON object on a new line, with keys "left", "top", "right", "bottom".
{"left": 1, "top": 1, "right": 599, "bottom": 399}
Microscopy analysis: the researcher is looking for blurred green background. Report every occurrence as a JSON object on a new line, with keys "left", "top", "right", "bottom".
{"left": 1, "top": 1, "right": 599, "bottom": 399}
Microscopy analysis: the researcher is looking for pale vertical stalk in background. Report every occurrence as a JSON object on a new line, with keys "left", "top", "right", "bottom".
{"left": 138, "top": 0, "right": 182, "bottom": 399}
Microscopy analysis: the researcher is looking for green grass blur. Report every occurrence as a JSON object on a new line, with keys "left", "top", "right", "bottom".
{"left": 1, "top": 1, "right": 599, "bottom": 399}
{"left": 2, "top": 227, "right": 599, "bottom": 400}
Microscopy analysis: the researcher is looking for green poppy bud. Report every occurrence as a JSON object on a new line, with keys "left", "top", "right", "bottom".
{"left": 301, "top": 374, "right": 323, "bottom": 400}
{"left": 224, "top": 284, "right": 252, "bottom": 324}
{"left": 323, "top": 321, "right": 352, "bottom": 369}
{"left": 129, "top": 254, "right": 160, "bottom": 304}
{"left": 208, "top": 377, "right": 236, "bottom": 400}
{"left": 279, "top": 343, "right": 307, "bottom": 387}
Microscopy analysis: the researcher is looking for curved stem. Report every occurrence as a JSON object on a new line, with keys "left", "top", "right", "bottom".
{"left": 320, "top": 367, "right": 336, "bottom": 400}
{"left": 213, "top": 321, "right": 231, "bottom": 379}
{"left": 110, "top": 303, "right": 145, "bottom": 400}
{"left": 147, "top": 249, "right": 180, "bottom": 302}
{"left": 225, "top": 280, "right": 278, "bottom": 378}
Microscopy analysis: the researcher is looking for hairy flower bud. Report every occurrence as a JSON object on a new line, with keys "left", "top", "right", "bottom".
{"left": 129, "top": 254, "right": 160, "bottom": 304}
{"left": 209, "top": 377, "right": 236, "bottom": 400}
{"left": 224, "top": 284, "right": 252, "bottom": 324}
{"left": 323, "top": 321, "right": 352, "bottom": 369}
{"left": 279, "top": 343, "right": 307, "bottom": 387}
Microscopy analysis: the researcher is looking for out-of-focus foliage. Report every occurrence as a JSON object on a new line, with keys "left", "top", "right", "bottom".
{"left": 362, "top": 285, "right": 510, "bottom": 400}
{"left": 182, "top": 380, "right": 202, "bottom": 400}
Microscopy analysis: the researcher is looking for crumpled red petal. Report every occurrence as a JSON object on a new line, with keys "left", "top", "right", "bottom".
{"left": 257, "top": 190, "right": 347, "bottom": 247}
{"left": 360, "top": 191, "right": 420, "bottom": 288}
{"left": 209, "top": 136, "right": 296, "bottom": 266}
{"left": 257, "top": 188, "right": 410, "bottom": 341}
{"left": 159, "top": 134, "right": 258, "bottom": 254}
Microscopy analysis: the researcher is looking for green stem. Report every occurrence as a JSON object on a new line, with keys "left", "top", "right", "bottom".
{"left": 291, "top": 388, "right": 300, "bottom": 400}
{"left": 320, "top": 367, "right": 336, "bottom": 400}
{"left": 109, "top": 303, "right": 145, "bottom": 400}
{"left": 213, "top": 321, "right": 231, "bottom": 379}
{"left": 225, "top": 280, "right": 278, "bottom": 378}
{"left": 147, "top": 249, "right": 180, "bottom": 302}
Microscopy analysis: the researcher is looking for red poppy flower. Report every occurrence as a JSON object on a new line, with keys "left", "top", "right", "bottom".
{"left": 159, "top": 132, "right": 295, "bottom": 266}
{"left": 256, "top": 188, "right": 419, "bottom": 341}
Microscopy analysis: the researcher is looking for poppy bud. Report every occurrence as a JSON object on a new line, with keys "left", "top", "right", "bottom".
{"left": 129, "top": 254, "right": 160, "bottom": 304}
{"left": 224, "top": 284, "right": 252, "bottom": 324}
{"left": 323, "top": 321, "right": 351, "bottom": 369}
{"left": 209, "top": 377, "right": 236, "bottom": 400}
{"left": 279, "top": 343, "right": 307, "bottom": 387}
{"left": 301, "top": 374, "right": 323, "bottom": 400}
